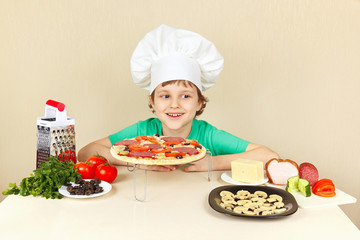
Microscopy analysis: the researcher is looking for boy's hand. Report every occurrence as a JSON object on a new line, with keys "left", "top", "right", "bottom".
{"left": 140, "top": 165, "right": 178, "bottom": 172}
{"left": 183, "top": 155, "right": 210, "bottom": 172}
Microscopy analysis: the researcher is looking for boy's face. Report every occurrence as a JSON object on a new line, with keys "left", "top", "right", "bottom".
{"left": 150, "top": 81, "right": 202, "bottom": 136}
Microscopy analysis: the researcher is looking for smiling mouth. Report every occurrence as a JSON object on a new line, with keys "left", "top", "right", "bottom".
{"left": 166, "top": 113, "right": 184, "bottom": 117}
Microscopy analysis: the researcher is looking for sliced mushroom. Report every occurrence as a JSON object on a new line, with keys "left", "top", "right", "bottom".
{"left": 218, "top": 189, "right": 285, "bottom": 216}
{"left": 262, "top": 205, "right": 276, "bottom": 211}
{"left": 254, "top": 191, "right": 268, "bottom": 198}
{"left": 237, "top": 199, "right": 251, "bottom": 206}
{"left": 269, "top": 194, "right": 283, "bottom": 202}
{"left": 243, "top": 210, "right": 256, "bottom": 216}
{"left": 274, "top": 202, "right": 285, "bottom": 208}
{"left": 236, "top": 190, "right": 250, "bottom": 199}
{"left": 220, "top": 202, "right": 234, "bottom": 210}
{"left": 261, "top": 210, "right": 273, "bottom": 216}
{"left": 266, "top": 198, "right": 277, "bottom": 203}
{"left": 274, "top": 208, "right": 287, "bottom": 214}
{"left": 251, "top": 197, "right": 266, "bottom": 203}
{"left": 220, "top": 190, "right": 235, "bottom": 198}
{"left": 233, "top": 206, "right": 248, "bottom": 214}
{"left": 221, "top": 195, "right": 235, "bottom": 202}
{"left": 244, "top": 202, "right": 258, "bottom": 210}
{"left": 222, "top": 199, "right": 237, "bottom": 205}
{"left": 254, "top": 208, "right": 264, "bottom": 215}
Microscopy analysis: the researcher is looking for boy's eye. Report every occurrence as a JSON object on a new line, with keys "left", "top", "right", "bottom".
{"left": 161, "top": 95, "right": 170, "bottom": 99}
{"left": 182, "top": 95, "right": 190, "bottom": 98}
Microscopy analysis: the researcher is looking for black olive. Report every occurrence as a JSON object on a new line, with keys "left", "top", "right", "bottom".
{"left": 85, "top": 190, "right": 93, "bottom": 195}
{"left": 75, "top": 178, "right": 83, "bottom": 184}
{"left": 176, "top": 156, "right": 183, "bottom": 159}
{"left": 66, "top": 179, "right": 104, "bottom": 196}
{"left": 74, "top": 189, "right": 82, "bottom": 195}
{"left": 183, "top": 142, "right": 190, "bottom": 145}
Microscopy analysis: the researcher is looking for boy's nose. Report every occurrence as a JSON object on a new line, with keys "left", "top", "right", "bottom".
{"left": 170, "top": 99, "right": 180, "bottom": 108}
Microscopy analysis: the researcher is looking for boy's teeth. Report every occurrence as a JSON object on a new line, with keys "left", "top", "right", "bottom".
{"left": 168, "top": 113, "right": 182, "bottom": 117}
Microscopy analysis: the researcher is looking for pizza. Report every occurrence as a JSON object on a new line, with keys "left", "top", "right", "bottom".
{"left": 110, "top": 135, "right": 207, "bottom": 165}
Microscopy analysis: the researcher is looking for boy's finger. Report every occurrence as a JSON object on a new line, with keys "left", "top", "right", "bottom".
{"left": 183, "top": 164, "right": 196, "bottom": 172}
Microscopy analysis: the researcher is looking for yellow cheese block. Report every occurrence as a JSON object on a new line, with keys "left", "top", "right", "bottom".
{"left": 231, "top": 159, "right": 264, "bottom": 183}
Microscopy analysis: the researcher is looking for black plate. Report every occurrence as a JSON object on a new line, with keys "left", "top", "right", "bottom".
{"left": 208, "top": 185, "right": 298, "bottom": 218}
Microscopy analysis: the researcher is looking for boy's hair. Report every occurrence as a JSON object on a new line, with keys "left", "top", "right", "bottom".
{"left": 148, "top": 80, "right": 209, "bottom": 117}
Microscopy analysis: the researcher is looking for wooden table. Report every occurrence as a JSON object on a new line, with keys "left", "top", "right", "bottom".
{"left": 0, "top": 167, "right": 359, "bottom": 240}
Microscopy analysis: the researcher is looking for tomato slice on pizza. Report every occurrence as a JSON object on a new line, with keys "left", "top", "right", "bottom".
{"left": 128, "top": 144, "right": 150, "bottom": 152}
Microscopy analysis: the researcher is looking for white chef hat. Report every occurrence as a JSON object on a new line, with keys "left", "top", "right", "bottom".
{"left": 130, "top": 24, "right": 224, "bottom": 94}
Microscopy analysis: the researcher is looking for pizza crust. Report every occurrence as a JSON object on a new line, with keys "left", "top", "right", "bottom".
{"left": 110, "top": 136, "right": 207, "bottom": 165}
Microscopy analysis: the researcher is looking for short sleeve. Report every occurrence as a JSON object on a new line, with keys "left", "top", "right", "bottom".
{"left": 189, "top": 120, "right": 250, "bottom": 156}
{"left": 108, "top": 123, "right": 139, "bottom": 145}
{"left": 209, "top": 130, "right": 250, "bottom": 156}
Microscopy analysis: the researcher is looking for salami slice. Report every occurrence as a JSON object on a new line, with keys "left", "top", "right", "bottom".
{"left": 299, "top": 162, "right": 319, "bottom": 186}
{"left": 161, "top": 137, "right": 185, "bottom": 143}
{"left": 144, "top": 144, "right": 162, "bottom": 150}
{"left": 128, "top": 151, "right": 156, "bottom": 159}
{"left": 172, "top": 147, "right": 199, "bottom": 155}
{"left": 114, "top": 140, "right": 139, "bottom": 146}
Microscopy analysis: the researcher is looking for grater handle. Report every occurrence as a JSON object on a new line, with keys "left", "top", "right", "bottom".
{"left": 45, "top": 99, "right": 67, "bottom": 123}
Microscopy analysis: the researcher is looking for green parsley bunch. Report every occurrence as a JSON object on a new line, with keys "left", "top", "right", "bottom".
{"left": 2, "top": 155, "right": 81, "bottom": 199}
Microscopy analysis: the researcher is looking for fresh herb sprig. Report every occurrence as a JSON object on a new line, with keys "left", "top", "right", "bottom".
{"left": 2, "top": 155, "right": 81, "bottom": 199}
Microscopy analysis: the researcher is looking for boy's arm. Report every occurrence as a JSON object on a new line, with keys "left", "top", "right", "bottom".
{"left": 183, "top": 143, "right": 279, "bottom": 172}
{"left": 78, "top": 137, "right": 119, "bottom": 164}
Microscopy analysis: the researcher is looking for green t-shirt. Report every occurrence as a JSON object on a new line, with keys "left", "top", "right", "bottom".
{"left": 108, "top": 118, "right": 250, "bottom": 156}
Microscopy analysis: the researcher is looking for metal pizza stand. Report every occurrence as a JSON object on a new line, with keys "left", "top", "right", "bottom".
{"left": 110, "top": 148, "right": 212, "bottom": 202}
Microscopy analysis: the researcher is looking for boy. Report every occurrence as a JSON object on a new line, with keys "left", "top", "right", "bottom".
{"left": 78, "top": 25, "right": 279, "bottom": 171}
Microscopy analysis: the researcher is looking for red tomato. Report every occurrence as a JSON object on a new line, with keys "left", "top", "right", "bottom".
{"left": 95, "top": 164, "right": 118, "bottom": 183}
{"left": 87, "top": 154, "right": 108, "bottom": 168}
{"left": 314, "top": 191, "right": 336, "bottom": 197}
{"left": 312, "top": 179, "right": 333, "bottom": 190}
{"left": 312, "top": 179, "right": 336, "bottom": 197}
{"left": 129, "top": 144, "right": 150, "bottom": 152}
{"left": 74, "top": 162, "right": 96, "bottom": 179}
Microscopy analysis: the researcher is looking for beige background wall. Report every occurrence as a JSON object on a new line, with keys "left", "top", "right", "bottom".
{"left": 1, "top": 0, "right": 359, "bottom": 228}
